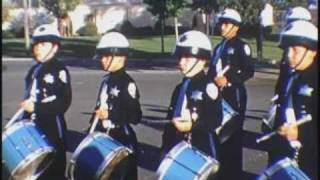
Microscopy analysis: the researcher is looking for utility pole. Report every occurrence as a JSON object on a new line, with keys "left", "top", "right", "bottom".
{"left": 23, "top": 0, "right": 30, "bottom": 53}
{"left": 160, "top": 0, "right": 166, "bottom": 53}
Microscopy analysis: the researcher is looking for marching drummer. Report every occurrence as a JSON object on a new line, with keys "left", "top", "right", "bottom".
{"left": 20, "top": 24, "right": 72, "bottom": 179}
{"left": 207, "top": 8, "right": 255, "bottom": 179}
{"left": 269, "top": 6, "right": 312, "bottom": 111}
{"left": 262, "top": 20, "right": 318, "bottom": 179}
{"left": 88, "top": 31, "right": 142, "bottom": 180}
{"left": 161, "top": 30, "right": 222, "bottom": 162}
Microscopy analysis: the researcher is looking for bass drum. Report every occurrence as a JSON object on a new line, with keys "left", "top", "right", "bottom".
{"left": 257, "top": 157, "right": 310, "bottom": 180}
{"left": 157, "top": 141, "right": 220, "bottom": 180}
{"left": 2, "top": 120, "right": 55, "bottom": 180}
{"left": 68, "top": 132, "right": 132, "bottom": 180}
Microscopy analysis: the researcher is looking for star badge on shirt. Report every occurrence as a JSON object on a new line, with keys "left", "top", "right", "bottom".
{"left": 43, "top": 73, "right": 54, "bottom": 84}
{"left": 191, "top": 90, "right": 203, "bottom": 101}
{"left": 110, "top": 86, "right": 120, "bottom": 97}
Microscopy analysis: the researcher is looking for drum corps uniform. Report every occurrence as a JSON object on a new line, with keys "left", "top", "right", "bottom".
{"left": 162, "top": 72, "right": 222, "bottom": 158}
{"left": 22, "top": 57, "right": 72, "bottom": 180}
{"left": 260, "top": 20, "right": 318, "bottom": 179}
{"left": 89, "top": 68, "right": 142, "bottom": 180}
{"left": 207, "top": 9, "right": 254, "bottom": 179}
{"left": 266, "top": 62, "right": 318, "bottom": 179}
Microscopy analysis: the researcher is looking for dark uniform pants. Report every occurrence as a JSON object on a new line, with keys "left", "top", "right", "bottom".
{"left": 35, "top": 115, "right": 67, "bottom": 180}
{"left": 95, "top": 123, "right": 139, "bottom": 180}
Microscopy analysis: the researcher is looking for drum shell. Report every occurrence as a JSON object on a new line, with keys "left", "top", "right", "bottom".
{"left": 69, "top": 132, "right": 132, "bottom": 180}
{"left": 2, "top": 121, "right": 55, "bottom": 179}
{"left": 157, "top": 141, "right": 219, "bottom": 180}
{"left": 257, "top": 157, "right": 311, "bottom": 180}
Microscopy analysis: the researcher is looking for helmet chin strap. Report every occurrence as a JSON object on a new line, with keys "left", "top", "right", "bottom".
{"left": 36, "top": 43, "right": 56, "bottom": 62}
{"left": 223, "top": 24, "right": 235, "bottom": 39}
{"left": 185, "top": 59, "right": 200, "bottom": 76}
{"left": 292, "top": 49, "right": 308, "bottom": 70}
{"left": 105, "top": 55, "right": 114, "bottom": 71}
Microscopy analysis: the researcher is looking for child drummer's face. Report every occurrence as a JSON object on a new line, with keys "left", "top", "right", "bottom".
{"left": 101, "top": 55, "right": 126, "bottom": 72}
{"left": 179, "top": 55, "right": 206, "bottom": 77}
{"left": 32, "top": 42, "right": 58, "bottom": 63}
{"left": 286, "top": 45, "right": 317, "bottom": 71}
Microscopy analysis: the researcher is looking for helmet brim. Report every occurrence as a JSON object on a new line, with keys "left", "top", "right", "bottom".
{"left": 173, "top": 46, "right": 211, "bottom": 60}
{"left": 279, "top": 35, "right": 317, "bottom": 51}
{"left": 31, "top": 35, "right": 60, "bottom": 46}
{"left": 218, "top": 18, "right": 241, "bottom": 26}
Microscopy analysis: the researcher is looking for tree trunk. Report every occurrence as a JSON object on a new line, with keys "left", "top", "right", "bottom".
{"left": 206, "top": 13, "right": 210, "bottom": 36}
{"left": 23, "top": 0, "right": 30, "bottom": 52}
{"left": 161, "top": 18, "right": 165, "bottom": 53}
{"left": 174, "top": 17, "right": 179, "bottom": 41}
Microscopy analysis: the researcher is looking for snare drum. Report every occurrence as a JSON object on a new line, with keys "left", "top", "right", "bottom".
{"left": 2, "top": 121, "right": 55, "bottom": 180}
{"left": 257, "top": 157, "right": 311, "bottom": 180}
{"left": 157, "top": 141, "right": 219, "bottom": 180}
{"left": 68, "top": 132, "right": 132, "bottom": 180}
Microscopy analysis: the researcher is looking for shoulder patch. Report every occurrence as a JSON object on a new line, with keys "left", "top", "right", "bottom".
{"left": 206, "top": 83, "right": 218, "bottom": 100}
{"left": 298, "top": 84, "right": 313, "bottom": 97}
{"left": 43, "top": 73, "right": 54, "bottom": 84}
{"left": 128, "top": 83, "right": 137, "bottom": 99}
{"left": 59, "top": 70, "right": 67, "bottom": 83}
{"left": 244, "top": 44, "right": 251, "bottom": 56}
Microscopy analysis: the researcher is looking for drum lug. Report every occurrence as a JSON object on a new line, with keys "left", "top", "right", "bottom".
{"left": 41, "top": 135, "right": 46, "bottom": 139}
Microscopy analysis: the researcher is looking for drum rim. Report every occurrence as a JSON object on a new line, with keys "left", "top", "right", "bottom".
{"left": 157, "top": 141, "right": 219, "bottom": 180}
{"left": 95, "top": 147, "right": 132, "bottom": 179}
{"left": 258, "top": 157, "right": 296, "bottom": 179}
{"left": 157, "top": 141, "right": 189, "bottom": 180}
{"left": 2, "top": 121, "right": 36, "bottom": 141}
{"left": 69, "top": 132, "right": 132, "bottom": 180}
{"left": 8, "top": 147, "right": 55, "bottom": 180}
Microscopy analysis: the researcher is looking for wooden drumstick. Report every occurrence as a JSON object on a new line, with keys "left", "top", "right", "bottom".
{"left": 5, "top": 108, "right": 25, "bottom": 129}
{"left": 89, "top": 116, "right": 100, "bottom": 134}
{"left": 217, "top": 65, "right": 230, "bottom": 77}
{"left": 256, "top": 115, "right": 312, "bottom": 143}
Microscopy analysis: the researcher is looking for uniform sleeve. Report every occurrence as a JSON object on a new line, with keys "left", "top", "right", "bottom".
{"left": 166, "top": 85, "right": 180, "bottom": 120}
{"left": 207, "top": 46, "right": 220, "bottom": 78}
{"left": 89, "top": 80, "right": 106, "bottom": 124}
{"left": 121, "top": 81, "right": 142, "bottom": 125}
{"left": 192, "top": 83, "right": 222, "bottom": 132}
{"left": 225, "top": 43, "right": 254, "bottom": 84}
{"left": 34, "top": 68, "right": 72, "bottom": 115}
{"left": 24, "top": 64, "right": 38, "bottom": 99}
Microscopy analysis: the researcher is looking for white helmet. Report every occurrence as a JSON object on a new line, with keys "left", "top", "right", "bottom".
{"left": 95, "top": 32, "right": 129, "bottom": 56}
{"left": 173, "top": 30, "right": 212, "bottom": 59}
{"left": 32, "top": 24, "right": 60, "bottom": 45}
{"left": 217, "top": 8, "right": 242, "bottom": 26}
{"left": 279, "top": 20, "right": 317, "bottom": 50}
{"left": 285, "top": 6, "right": 311, "bottom": 24}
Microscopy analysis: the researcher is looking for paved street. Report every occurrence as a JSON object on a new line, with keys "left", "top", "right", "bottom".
{"left": 2, "top": 58, "right": 279, "bottom": 180}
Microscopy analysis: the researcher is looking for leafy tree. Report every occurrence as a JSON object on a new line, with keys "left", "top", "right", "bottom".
{"left": 144, "top": 0, "right": 188, "bottom": 52}
{"left": 191, "top": 0, "right": 219, "bottom": 35}
{"left": 41, "top": 0, "right": 83, "bottom": 32}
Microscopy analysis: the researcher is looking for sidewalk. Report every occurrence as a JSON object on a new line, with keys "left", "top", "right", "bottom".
{"left": 2, "top": 56, "right": 279, "bottom": 79}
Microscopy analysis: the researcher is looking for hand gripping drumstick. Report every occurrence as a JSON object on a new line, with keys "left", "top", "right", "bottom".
{"left": 217, "top": 65, "right": 230, "bottom": 77}
{"left": 256, "top": 114, "right": 312, "bottom": 143}
{"left": 5, "top": 108, "right": 25, "bottom": 129}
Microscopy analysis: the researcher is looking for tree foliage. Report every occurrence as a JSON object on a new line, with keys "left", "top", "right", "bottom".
{"left": 40, "top": 0, "right": 83, "bottom": 18}
{"left": 144, "top": 0, "right": 188, "bottom": 19}
{"left": 215, "top": 0, "right": 262, "bottom": 26}
{"left": 191, "top": 0, "right": 219, "bottom": 14}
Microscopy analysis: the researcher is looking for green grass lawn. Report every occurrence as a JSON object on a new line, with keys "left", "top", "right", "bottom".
{"left": 2, "top": 35, "right": 283, "bottom": 62}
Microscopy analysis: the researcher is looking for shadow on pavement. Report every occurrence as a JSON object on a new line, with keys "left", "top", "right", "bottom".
{"left": 66, "top": 129, "right": 86, "bottom": 153}
{"left": 138, "top": 142, "right": 161, "bottom": 172}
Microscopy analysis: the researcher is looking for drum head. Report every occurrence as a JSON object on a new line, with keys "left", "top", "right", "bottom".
{"left": 98, "top": 149, "right": 132, "bottom": 180}
{"left": 10, "top": 150, "right": 55, "bottom": 180}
